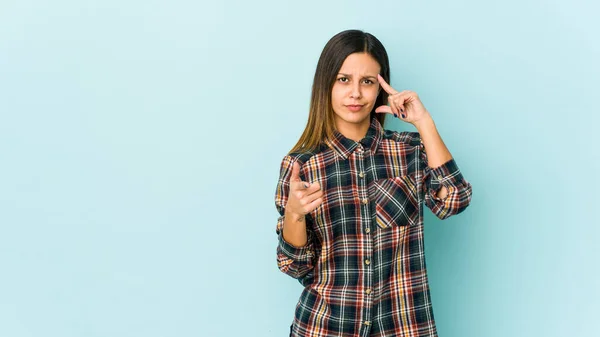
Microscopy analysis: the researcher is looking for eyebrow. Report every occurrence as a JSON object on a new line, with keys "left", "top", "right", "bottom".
{"left": 338, "top": 73, "right": 378, "bottom": 80}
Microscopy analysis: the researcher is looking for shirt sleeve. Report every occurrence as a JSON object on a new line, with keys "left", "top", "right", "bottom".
{"left": 420, "top": 143, "right": 473, "bottom": 220}
{"left": 274, "top": 155, "right": 317, "bottom": 279}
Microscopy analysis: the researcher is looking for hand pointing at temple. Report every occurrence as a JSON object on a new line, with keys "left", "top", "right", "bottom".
{"left": 375, "top": 74, "right": 432, "bottom": 126}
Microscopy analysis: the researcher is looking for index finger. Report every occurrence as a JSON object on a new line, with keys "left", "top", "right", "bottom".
{"left": 377, "top": 74, "right": 398, "bottom": 95}
{"left": 291, "top": 180, "right": 310, "bottom": 190}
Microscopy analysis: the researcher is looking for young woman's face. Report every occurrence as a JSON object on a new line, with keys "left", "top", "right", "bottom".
{"left": 331, "top": 52, "right": 381, "bottom": 133}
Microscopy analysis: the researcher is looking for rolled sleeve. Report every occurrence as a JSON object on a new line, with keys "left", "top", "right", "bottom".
{"left": 428, "top": 158, "right": 465, "bottom": 200}
{"left": 277, "top": 218, "right": 315, "bottom": 261}
{"left": 423, "top": 158, "right": 473, "bottom": 219}
{"left": 275, "top": 215, "right": 317, "bottom": 279}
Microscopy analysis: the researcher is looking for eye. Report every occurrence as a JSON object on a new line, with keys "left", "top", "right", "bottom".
{"left": 362, "top": 79, "right": 374, "bottom": 84}
{"left": 338, "top": 77, "right": 349, "bottom": 83}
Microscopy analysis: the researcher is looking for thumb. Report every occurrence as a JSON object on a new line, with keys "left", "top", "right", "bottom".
{"left": 375, "top": 105, "right": 393, "bottom": 115}
{"left": 290, "top": 162, "right": 302, "bottom": 182}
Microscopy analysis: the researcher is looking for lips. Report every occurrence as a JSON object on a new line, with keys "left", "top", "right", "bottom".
{"left": 346, "top": 104, "right": 364, "bottom": 112}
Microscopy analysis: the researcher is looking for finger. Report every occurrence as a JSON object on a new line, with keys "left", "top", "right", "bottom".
{"left": 374, "top": 105, "right": 395, "bottom": 116}
{"left": 304, "top": 188, "right": 323, "bottom": 201}
{"left": 305, "top": 196, "right": 324, "bottom": 213}
{"left": 377, "top": 74, "right": 398, "bottom": 95}
{"left": 291, "top": 180, "right": 310, "bottom": 192}
{"left": 390, "top": 97, "right": 405, "bottom": 116}
{"left": 290, "top": 181, "right": 308, "bottom": 193}
{"left": 292, "top": 188, "right": 305, "bottom": 201}
{"left": 385, "top": 98, "right": 400, "bottom": 116}
{"left": 298, "top": 188, "right": 323, "bottom": 210}
{"left": 304, "top": 181, "right": 321, "bottom": 194}
{"left": 290, "top": 162, "right": 302, "bottom": 182}
{"left": 290, "top": 181, "right": 315, "bottom": 199}
{"left": 294, "top": 181, "right": 319, "bottom": 196}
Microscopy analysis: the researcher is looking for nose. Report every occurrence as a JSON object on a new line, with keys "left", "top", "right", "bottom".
{"left": 350, "top": 82, "right": 361, "bottom": 99}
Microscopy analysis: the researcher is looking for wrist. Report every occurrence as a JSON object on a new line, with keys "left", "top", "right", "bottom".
{"left": 285, "top": 209, "right": 305, "bottom": 222}
{"left": 413, "top": 114, "right": 435, "bottom": 134}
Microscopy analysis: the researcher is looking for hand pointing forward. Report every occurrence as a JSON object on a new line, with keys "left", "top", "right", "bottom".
{"left": 285, "top": 162, "right": 323, "bottom": 220}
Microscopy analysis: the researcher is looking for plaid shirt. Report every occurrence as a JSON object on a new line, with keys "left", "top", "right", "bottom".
{"left": 275, "top": 117, "right": 472, "bottom": 337}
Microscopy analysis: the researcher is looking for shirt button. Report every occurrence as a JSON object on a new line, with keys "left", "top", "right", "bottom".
{"left": 359, "top": 172, "right": 365, "bottom": 178}
{"left": 365, "top": 288, "right": 372, "bottom": 295}
{"left": 437, "top": 175, "right": 443, "bottom": 180}
{"left": 365, "top": 227, "right": 371, "bottom": 234}
{"left": 365, "top": 259, "right": 371, "bottom": 265}
{"left": 364, "top": 321, "right": 371, "bottom": 326}
{"left": 362, "top": 198, "right": 368, "bottom": 204}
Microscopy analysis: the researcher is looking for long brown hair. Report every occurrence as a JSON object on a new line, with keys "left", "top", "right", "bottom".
{"left": 289, "top": 30, "right": 391, "bottom": 154}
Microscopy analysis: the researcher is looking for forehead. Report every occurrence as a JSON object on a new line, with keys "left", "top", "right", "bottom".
{"left": 338, "top": 52, "right": 380, "bottom": 75}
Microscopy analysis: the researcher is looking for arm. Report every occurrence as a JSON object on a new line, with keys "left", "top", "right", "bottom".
{"left": 373, "top": 76, "right": 472, "bottom": 219}
{"left": 274, "top": 156, "right": 320, "bottom": 279}
{"left": 415, "top": 117, "right": 473, "bottom": 219}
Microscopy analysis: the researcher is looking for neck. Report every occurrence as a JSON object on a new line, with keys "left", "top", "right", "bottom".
{"left": 335, "top": 118, "right": 371, "bottom": 142}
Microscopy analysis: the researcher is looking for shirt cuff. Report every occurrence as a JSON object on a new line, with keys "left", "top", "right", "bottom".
{"left": 277, "top": 218, "right": 315, "bottom": 261}
{"left": 429, "top": 158, "right": 465, "bottom": 188}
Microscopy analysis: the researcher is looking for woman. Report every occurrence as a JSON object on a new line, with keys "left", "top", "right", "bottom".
{"left": 274, "top": 29, "right": 473, "bottom": 337}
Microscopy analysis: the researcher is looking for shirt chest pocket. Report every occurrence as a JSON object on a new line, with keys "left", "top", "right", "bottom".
{"left": 369, "top": 175, "right": 420, "bottom": 229}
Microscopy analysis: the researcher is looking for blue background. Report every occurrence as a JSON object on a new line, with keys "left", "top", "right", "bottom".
{"left": 1, "top": 0, "right": 598, "bottom": 336}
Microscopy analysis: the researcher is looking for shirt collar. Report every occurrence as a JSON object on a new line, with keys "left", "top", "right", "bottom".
{"left": 326, "top": 117, "right": 383, "bottom": 159}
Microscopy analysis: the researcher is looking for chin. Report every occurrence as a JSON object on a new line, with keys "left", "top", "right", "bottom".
{"left": 337, "top": 113, "right": 370, "bottom": 125}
